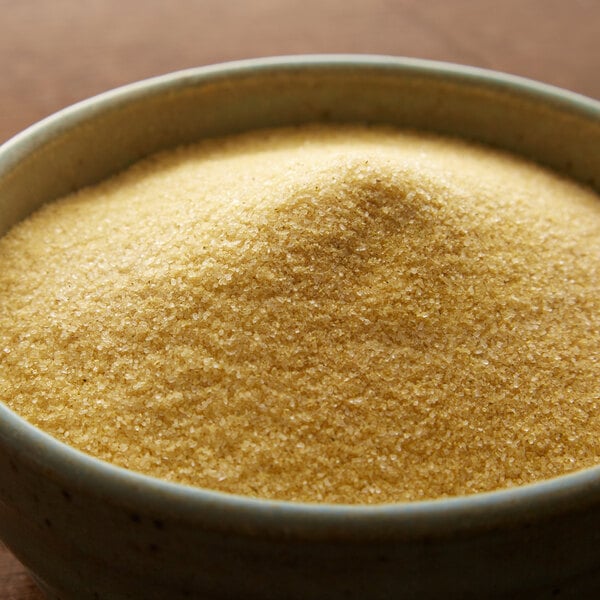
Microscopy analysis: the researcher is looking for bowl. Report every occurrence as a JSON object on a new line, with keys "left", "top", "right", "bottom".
{"left": 0, "top": 55, "right": 599, "bottom": 600}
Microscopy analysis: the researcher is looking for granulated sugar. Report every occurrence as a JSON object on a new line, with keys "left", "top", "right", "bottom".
{"left": 0, "top": 125, "right": 599, "bottom": 504}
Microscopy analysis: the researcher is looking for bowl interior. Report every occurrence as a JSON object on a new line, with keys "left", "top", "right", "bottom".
{"left": 1, "top": 56, "right": 598, "bottom": 242}
{"left": 0, "top": 56, "right": 599, "bottom": 525}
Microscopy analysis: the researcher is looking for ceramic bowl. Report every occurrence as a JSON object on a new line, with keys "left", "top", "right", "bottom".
{"left": 0, "top": 56, "right": 599, "bottom": 600}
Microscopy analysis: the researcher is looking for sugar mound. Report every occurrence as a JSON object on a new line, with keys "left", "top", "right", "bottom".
{"left": 1, "top": 125, "right": 599, "bottom": 503}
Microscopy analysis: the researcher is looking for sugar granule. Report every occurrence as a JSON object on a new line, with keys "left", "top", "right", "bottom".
{"left": 0, "top": 125, "right": 599, "bottom": 504}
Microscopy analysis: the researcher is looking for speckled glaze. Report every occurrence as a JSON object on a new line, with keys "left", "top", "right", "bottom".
{"left": 0, "top": 56, "right": 599, "bottom": 600}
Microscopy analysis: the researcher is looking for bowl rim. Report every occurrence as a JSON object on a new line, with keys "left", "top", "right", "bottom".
{"left": 1, "top": 54, "right": 599, "bottom": 539}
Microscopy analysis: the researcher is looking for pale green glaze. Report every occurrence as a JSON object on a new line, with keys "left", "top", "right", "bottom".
{"left": 0, "top": 56, "right": 599, "bottom": 599}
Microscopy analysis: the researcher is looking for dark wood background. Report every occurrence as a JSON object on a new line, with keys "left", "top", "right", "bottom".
{"left": 0, "top": 0, "right": 598, "bottom": 597}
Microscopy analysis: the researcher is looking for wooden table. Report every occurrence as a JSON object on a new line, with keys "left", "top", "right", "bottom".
{"left": 0, "top": 1, "right": 598, "bottom": 597}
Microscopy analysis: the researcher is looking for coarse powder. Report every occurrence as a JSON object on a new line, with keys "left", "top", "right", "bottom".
{"left": 0, "top": 125, "right": 599, "bottom": 504}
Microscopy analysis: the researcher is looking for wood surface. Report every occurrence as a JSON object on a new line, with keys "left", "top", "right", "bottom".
{"left": 0, "top": 0, "right": 598, "bottom": 597}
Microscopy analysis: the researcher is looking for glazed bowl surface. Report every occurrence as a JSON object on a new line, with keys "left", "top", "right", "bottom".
{"left": 0, "top": 55, "right": 599, "bottom": 600}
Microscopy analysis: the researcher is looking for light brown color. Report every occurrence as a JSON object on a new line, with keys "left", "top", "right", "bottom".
{"left": 1, "top": 125, "right": 598, "bottom": 504}
{"left": 1, "top": 0, "right": 598, "bottom": 595}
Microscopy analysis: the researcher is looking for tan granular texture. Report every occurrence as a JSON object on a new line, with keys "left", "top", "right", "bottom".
{"left": 0, "top": 125, "right": 599, "bottom": 504}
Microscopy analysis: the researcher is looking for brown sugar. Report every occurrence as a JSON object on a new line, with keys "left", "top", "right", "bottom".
{"left": 0, "top": 125, "right": 599, "bottom": 504}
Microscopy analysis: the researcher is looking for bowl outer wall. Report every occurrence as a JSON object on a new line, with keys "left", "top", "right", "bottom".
{"left": 0, "top": 55, "right": 599, "bottom": 599}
